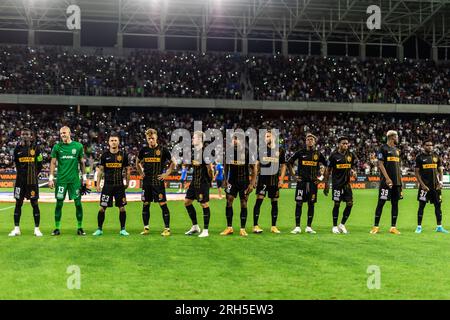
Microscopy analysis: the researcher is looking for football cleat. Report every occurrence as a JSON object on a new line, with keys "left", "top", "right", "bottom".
{"left": 51, "top": 229, "right": 61, "bottom": 236}
{"left": 369, "top": 226, "right": 380, "bottom": 234}
{"left": 415, "top": 226, "right": 422, "bottom": 234}
{"left": 271, "top": 226, "right": 281, "bottom": 234}
{"left": 119, "top": 229, "right": 129, "bottom": 236}
{"left": 338, "top": 224, "right": 348, "bottom": 234}
{"left": 239, "top": 229, "right": 248, "bottom": 237}
{"left": 198, "top": 229, "right": 209, "bottom": 238}
{"left": 8, "top": 228, "right": 21, "bottom": 237}
{"left": 140, "top": 227, "right": 150, "bottom": 235}
{"left": 332, "top": 226, "right": 341, "bottom": 234}
{"left": 220, "top": 227, "right": 234, "bottom": 236}
{"left": 389, "top": 227, "right": 401, "bottom": 235}
{"left": 92, "top": 229, "right": 103, "bottom": 236}
{"left": 436, "top": 226, "right": 449, "bottom": 234}
{"left": 161, "top": 228, "right": 171, "bottom": 237}
{"left": 185, "top": 225, "right": 201, "bottom": 236}
{"left": 305, "top": 226, "right": 316, "bottom": 234}
{"left": 34, "top": 228, "right": 43, "bottom": 237}
{"left": 77, "top": 228, "right": 86, "bottom": 236}
{"left": 252, "top": 225, "right": 263, "bottom": 234}
{"left": 290, "top": 227, "right": 301, "bottom": 234}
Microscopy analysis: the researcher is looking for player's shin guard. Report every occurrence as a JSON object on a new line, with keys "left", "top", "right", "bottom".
{"left": 226, "top": 205, "right": 233, "bottom": 227}
{"left": 307, "top": 203, "right": 314, "bottom": 227}
{"left": 435, "top": 202, "right": 443, "bottom": 226}
{"left": 161, "top": 204, "right": 170, "bottom": 229}
{"left": 75, "top": 198, "right": 83, "bottom": 229}
{"left": 119, "top": 209, "right": 126, "bottom": 230}
{"left": 341, "top": 203, "right": 352, "bottom": 225}
{"left": 98, "top": 209, "right": 106, "bottom": 230}
{"left": 203, "top": 207, "right": 210, "bottom": 230}
{"left": 55, "top": 200, "right": 64, "bottom": 229}
{"left": 271, "top": 201, "right": 278, "bottom": 226}
{"left": 30, "top": 199, "right": 40, "bottom": 227}
{"left": 240, "top": 207, "right": 248, "bottom": 229}
{"left": 417, "top": 201, "right": 426, "bottom": 226}
{"left": 374, "top": 199, "right": 386, "bottom": 227}
{"left": 295, "top": 201, "right": 302, "bottom": 227}
{"left": 142, "top": 203, "right": 150, "bottom": 227}
{"left": 14, "top": 199, "right": 23, "bottom": 227}
{"left": 391, "top": 199, "right": 399, "bottom": 227}
{"left": 253, "top": 198, "right": 263, "bottom": 226}
{"left": 186, "top": 204, "right": 198, "bottom": 225}
{"left": 332, "top": 202, "right": 340, "bottom": 227}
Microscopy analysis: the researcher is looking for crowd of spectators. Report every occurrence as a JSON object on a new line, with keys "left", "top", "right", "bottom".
{"left": 0, "top": 46, "right": 448, "bottom": 104}
{"left": 1, "top": 108, "right": 449, "bottom": 175}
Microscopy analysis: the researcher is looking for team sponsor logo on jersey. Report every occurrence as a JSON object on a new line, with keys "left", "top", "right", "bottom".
{"left": 30, "top": 149, "right": 35, "bottom": 156}
{"left": 231, "top": 160, "right": 245, "bottom": 165}
{"left": 106, "top": 163, "right": 123, "bottom": 168}
{"left": 387, "top": 157, "right": 400, "bottom": 162}
{"left": 18, "top": 157, "right": 34, "bottom": 163}
{"left": 61, "top": 155, "right": 75, "bottom": 160}
{"left": 192, "top": 160, "right": 200, "bottom": 166}
{"left": 144, "top": 157, "right": 161, "bottom": 162}
{"left": 262, "top": 156, "right": 279, "bottom": 163}
{"left": 423, "top": 164, "right": 438, "bottom": 169}
{"left": 336, "top": 164, "right": 351, "bottom": 169}
{"left": 302, "top": 160, "right": 317, "bottom": 166}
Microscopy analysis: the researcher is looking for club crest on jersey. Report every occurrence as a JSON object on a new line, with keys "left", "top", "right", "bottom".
{"left": 31, "top": 190, "right": 35, "bottom": 197}
{"left": 117, "top": 155, "right": 123, "bottom": 162}
{"left": 156, "top": 150, "right": 161, "bottom": 156}
{"left": 347, "top": 156, "right": 352, "bottom": 162}
{"left": 30, "top": 149, "right": 35, "bottom": 156}
{"left": 72, "top": 149, "right": 76, "bottom": 155}
{"left": 159, "top": 193, "right": 163, "bottom": 199}
{"left": 313, "top": 154, "right": 318, "bottom": 161}
{"left": 396, "top": 150, "right": 400, "bottom": 156}
{"left": 199, "top": 194, "right": 203, "bottom": 200}
{"left": 433, "top": 157, "right": 438, "bottom": 163}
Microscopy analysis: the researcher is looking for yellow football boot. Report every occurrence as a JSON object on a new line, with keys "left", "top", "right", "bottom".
{"left": 220, "top": 227, "right": 234, "bottom": 236}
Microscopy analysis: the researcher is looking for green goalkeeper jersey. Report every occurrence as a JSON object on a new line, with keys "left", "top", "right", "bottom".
{"left": 51, "top": 141, "right": 84, "bottom": 184}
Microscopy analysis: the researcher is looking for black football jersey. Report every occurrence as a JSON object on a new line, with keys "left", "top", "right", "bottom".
{"left": 14, "top": 143, "right": 43, "bottom": 185}
{"left": 258, "top": 146, "right": 286, "bottom": 186}
{"left": 377, "top": 144, "right": 402, "bottom": 186}
{"left": 287, "top": 148, "right": 326, "bottom": 183}
{"left": 100, "top": 150, "right": 129, "bottom": 186}
{"left": 138, "top": 146, "right": 172, "bottom": 186}
{"left": 327, "top": 151, "right": 358, "bottom": 188}
{"left": 415, "top": 152, "right": 442, "bottom": 189}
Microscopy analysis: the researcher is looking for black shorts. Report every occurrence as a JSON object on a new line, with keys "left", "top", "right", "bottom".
{"left": 332, "top": 184, "right": 353, "bottom": 203}
{"left": 186, "top": 183, "right": 210, "bottom": 203}
{"left": 225, "top": 181, "right": 249, "bottom": 199}
{"left": 100, "top": 185, "right": 127, "bottom": 207}
{"left": 14, "top": 183, "right": 39, "bottom": 201}
{"left": 417, "top": 188, "right": 442, "bottom": 204}
{"left": 142, "top": 183, "right": 167, "bottom": 203}
{"left": 295, "top": 181, "right": 318, "bottom": 203}
{"left": 379, "top": 183, "right": 403, "bottom": 201}
{"left": 256, "top": 182, "right": 279, "bottom": 199}
{"left": 216, "top": 179, "right": 223, "bottom": 188}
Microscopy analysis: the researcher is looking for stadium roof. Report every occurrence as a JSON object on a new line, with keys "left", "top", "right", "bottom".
{"left": 0, "top": 0, "right": 448, "bottom": 48}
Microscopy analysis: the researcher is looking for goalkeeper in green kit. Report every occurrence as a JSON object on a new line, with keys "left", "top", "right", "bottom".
{"left": 48, "top": 126, "right": 90, "bottom": 236}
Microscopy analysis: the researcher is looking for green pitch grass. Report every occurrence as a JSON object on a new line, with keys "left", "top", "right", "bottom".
{"left": 0, "top": 189, "right": 449, "bottom": 300}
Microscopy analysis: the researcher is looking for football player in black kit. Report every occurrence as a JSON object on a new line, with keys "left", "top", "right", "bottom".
{"left": 287, "top": 133, "right": 326, "bottom": 234}
{"left": 370, "top": 130, "right": 402, "bottom": 235}
{"left": 9, "top": 128, "right": 43, "bottom": 237}
{"left": 414, "top": 139, "right": 448, "bottom": 234}
{"left": 252, "top": 130, "right": 287, "bottom": 234}
{"left": 323, "top": 137, "right": 358, "bottom": 234}
{"left": 184, "top": 131, "right": 214, "bottom": 238}
{"left": 221, "top": 134, "right": 256, "bottom": 237}
{"left": 136, "top": 128, "right": 176, "bottom": 237}
{"left": 93, "top": 133, "right": 131, "bottom": 236}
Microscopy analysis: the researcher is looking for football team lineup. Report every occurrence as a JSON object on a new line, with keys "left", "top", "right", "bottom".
{"left": 5, "top": 126, "right": 448, "bottom": 238}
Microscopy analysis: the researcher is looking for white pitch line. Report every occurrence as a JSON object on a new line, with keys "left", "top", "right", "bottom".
{"left": 0, "top": 206, "right": 15, "bottom": 211}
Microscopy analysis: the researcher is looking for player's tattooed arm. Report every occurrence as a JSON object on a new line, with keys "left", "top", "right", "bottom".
{"left": 48, "top": 157, "right": 57, "bottom": 189}
{"left": 125, "top": 165, "right": 131, "bottom": 189}
{"left": 136, "top": 158, "right": 144, "bottom": 178}
{"left": 378, "top": 160, "right": 393, "bottom": 188}
{"left": 158, "top": 159, "right": 176, "bottom": 181}
{"left": 96, "top": 165, "right": 104, "bottom": 192}
{"left": 207, "top": 163, "right": 214, "bottom": 181}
